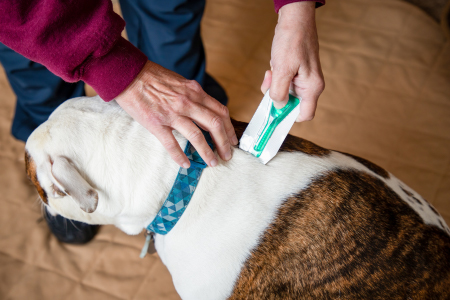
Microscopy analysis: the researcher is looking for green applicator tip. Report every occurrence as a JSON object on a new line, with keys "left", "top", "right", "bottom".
{"left": 251, "top": 94, "right": 300, "bottom": 157}
{"left": 239, "top": 90, "right": 301, "bottom": 165}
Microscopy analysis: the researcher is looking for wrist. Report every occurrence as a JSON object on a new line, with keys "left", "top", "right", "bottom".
{"left": 116, "top": 61, "right": 154, "bottom": 103}
{"left": 82, "top": 38, "right": 147, "bottom": 102}
{"left": 278, "top": 1, "right": 315, "bottom": 28}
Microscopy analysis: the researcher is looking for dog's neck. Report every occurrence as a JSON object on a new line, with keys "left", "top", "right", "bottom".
{"left": 145, "top": 137, "right": 213, "bottom": 235}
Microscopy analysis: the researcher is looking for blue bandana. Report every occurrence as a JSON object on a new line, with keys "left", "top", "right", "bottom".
{"left": 140, "top": 131, "right": 213, "bottom": 258}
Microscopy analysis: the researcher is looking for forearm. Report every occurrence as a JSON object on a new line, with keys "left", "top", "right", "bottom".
{"left": 0, "top": 0, "right": 147, "bottom": 101}
{"left": 273, "top": 0, "right": 325, "bottom": 13}
{"left": 264, "top": 0, "right": 324, "bottom": 121}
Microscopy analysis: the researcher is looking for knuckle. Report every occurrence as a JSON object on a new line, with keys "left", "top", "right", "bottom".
{"left": 210, "top": 115, "right": 223, "bottom": 129}
{"left": 304, "top": 114, "right": 315, "bottom": 121}
{"left": 147, "top": 114, "right": 167, "bottom": 130}
{"left": 270, "top": 89, "right": 285, "bottom": 102}
{"left": 273, "top": 65, "right": 295, "bottom": 78}
{"left": 170, "top": 116, "right": 183, "bottom": 128}
{"left": 218, "top": 139, "right": 231, "bottom": 149}
{"left": 218, "top": 105, "right": 229, "bottom": 117}
{"left": 311, "top": 74, "right": 325, "bottom": 93}
{"left": 316, "top": 79, "right": 325, "bottom": 93}
{"left": 186, "top": 80, "right": 202, "bottom": 93}
{"left": 158, "top": 134, "right": 177, "bottom": 150}
{"left": 174, "top": 95, "right": 190, "bottom": 112}
{"left": 227, "top": 127, "right": 237, "bottom": 137}
{"left": 171, "top": 150, "right": 185, "bottom": 161}
{"left": 161, "top": 138, "right": 176, "bottom": 150}
{"left": 187, "top": 129, "right": 203, "bottom": 142}
{"left": 319, "top": 80, "right": 325, "bottom": 93}
{"left": 203, "top": 149, "right": 214, "bottom": 158}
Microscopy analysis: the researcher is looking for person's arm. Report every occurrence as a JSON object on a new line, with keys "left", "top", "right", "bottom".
{"left": 0, "top": 0, "right": 236, "bottom": 167}
{"left": 265, "top": 0, "right": 325, "bottom": 122}
{"left": 274, "top": 0, "right": 325, "bottom": 13}
{"left": 0, "top": 0, "right": 146, "bottom": 101}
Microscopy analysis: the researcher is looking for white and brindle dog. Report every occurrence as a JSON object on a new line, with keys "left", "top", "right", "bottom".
{"left": 25, "top": 96, "right": 450, "bottom": 299}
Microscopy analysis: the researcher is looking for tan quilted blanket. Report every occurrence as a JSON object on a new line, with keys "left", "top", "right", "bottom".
{"left": 0, "top": 0, "right": 449, "bottom": 299}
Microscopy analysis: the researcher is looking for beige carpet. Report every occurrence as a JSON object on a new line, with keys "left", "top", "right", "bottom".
{"left": 1, "top": 0, "right": 449, "bottom": 299}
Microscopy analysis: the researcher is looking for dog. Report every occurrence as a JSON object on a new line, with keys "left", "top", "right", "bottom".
{"left": 25, "top": 96, "right": 450, "bottom": 299}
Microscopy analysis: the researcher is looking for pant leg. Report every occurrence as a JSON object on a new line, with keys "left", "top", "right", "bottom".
{"left": 119, "top": 0, "right": 206, "bottom": 87}
{"left": 119, "top": 0, "right": 228, "bottom": 105}
{"left": 0, "top": 42, "right": 85, "bottom": 142}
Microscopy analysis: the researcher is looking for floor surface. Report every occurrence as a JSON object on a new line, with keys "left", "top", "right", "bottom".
{"left": 1, "top": 0, "right": 449, "bottom": 299}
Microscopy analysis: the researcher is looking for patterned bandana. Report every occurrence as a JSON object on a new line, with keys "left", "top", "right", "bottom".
{"left": 146, "top": 131, "right": 214, "bottom": 235}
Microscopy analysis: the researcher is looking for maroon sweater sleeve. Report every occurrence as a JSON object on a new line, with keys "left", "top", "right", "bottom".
{"left": 274, "top": 0, "right": 325, "bottom": 13}
{"left": 0, "top": 0, "right": 147, "bottom": 101}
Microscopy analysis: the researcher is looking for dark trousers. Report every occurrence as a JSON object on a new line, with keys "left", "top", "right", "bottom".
{"left": 0, "top": 0, "right": 212, "bottom": 142}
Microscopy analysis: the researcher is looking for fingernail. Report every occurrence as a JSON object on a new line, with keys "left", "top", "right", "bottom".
{"left": 225, "top": 151, "right": 231, "bottom": 161}
{"left": 232, "top": 135, "right": 238, "bottom": 145}
{"left": 264, "top": 71, "right": 269, "bottom": 80}
{"left": 273, "top": 101, "right": 285, "bottom": 109}
{"left": 210, "top": 159, "right": 218, "bottom": 167}
{"left": 183, "top": 162, "right": 190, "bottom": 169}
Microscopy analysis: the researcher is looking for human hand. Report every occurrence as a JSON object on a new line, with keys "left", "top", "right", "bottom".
{"left": 261, "top": 1, "right": 325, "bottom": 122}
{"left": 115, "top": 61, "right": 238, "bottom": 168}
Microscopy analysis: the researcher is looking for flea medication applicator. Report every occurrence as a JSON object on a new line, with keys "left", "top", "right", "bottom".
{"left": 239, "top": 90, "right": 301, "bottom": 164}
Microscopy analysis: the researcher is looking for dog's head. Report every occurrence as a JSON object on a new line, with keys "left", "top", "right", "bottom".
{"left": 24, "top": 96, "right": 179, "bottom": 234}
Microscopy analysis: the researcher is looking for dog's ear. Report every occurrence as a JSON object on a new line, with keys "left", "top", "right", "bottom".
{"left": 51, "top": 156, "right": 98, "bottom": 213}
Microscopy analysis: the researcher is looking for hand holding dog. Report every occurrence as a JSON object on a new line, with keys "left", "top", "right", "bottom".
{"left": 261, "top": 1, "right": 325, "bottom": 122}
{"left": 116, "top": 61, "right": 238, "bottom": 168}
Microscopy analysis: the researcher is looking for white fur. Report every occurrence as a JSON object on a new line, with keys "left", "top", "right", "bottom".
{"left": 25, "top": 96, "right": 450, "bottom": 300}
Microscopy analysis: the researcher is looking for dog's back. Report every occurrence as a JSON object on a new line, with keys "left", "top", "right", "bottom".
{"left": 227, "top": 120, "right": 450, "bottom": 300}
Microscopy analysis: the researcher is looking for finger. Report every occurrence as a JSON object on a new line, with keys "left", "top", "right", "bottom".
{"left": 172, "top": 117, "right": 219, "bottom": 167}
{"left": 153, "top": 127, "right": 190, "bottom": 168}
{"left": 261, "top": 70, "right": 272, "bottom": 94}
{"left": 294, "top": 74, "right": 324, "bottom": 122}
{"left": 269, "top": 68, "right": 293, "bottom": 109}
{"left": 185, "top": 104, "right": 232, "bottom": 161}
{"left": 199, "top": 95, "right": 238, "bottom": 147}
{"left": 296, "top": 96, "right": 317, "bottom": 122}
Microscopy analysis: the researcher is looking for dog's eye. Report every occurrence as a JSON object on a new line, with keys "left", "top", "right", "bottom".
{"left": 51, "top": 184, "right": 66, "bottom": 197}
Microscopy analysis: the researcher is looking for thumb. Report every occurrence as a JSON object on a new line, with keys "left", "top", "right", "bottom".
{"left": 269, "top": 69, "right": 292, "bottom": 109}
{"left": 260, "top": 70, "right": 272, "bottom": 94}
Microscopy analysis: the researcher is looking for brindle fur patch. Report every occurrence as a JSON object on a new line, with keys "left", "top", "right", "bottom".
{"left": 25, "top": 151, "right": 48, "bottom": 204}
{"left": 339, "top": 151, "right": 390, "bottom": 179}
{"left": 232, "top": 119, "right": 330, "bottom": 157}
{"left": 229, "top": 170, "right": 450, "bottom": 299}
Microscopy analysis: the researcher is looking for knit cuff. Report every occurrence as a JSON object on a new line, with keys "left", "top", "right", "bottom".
{"left": 81, "top": 37, "right": 148, "bottom": 102}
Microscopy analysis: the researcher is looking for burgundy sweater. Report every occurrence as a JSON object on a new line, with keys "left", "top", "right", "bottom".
{"left": 0, "top": 0, "right": 324, "bottom": 101}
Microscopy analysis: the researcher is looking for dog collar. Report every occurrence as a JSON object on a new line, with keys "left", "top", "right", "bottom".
{"left": 140, "top": 131, "right": 213, "bottom": 258}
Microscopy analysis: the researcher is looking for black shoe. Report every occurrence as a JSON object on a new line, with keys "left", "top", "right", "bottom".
{"left": 44, "top": 207, "right": 99, "bottom": 244}
{"left": 203, "top": 73, "right": 228, "bottom": 106}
